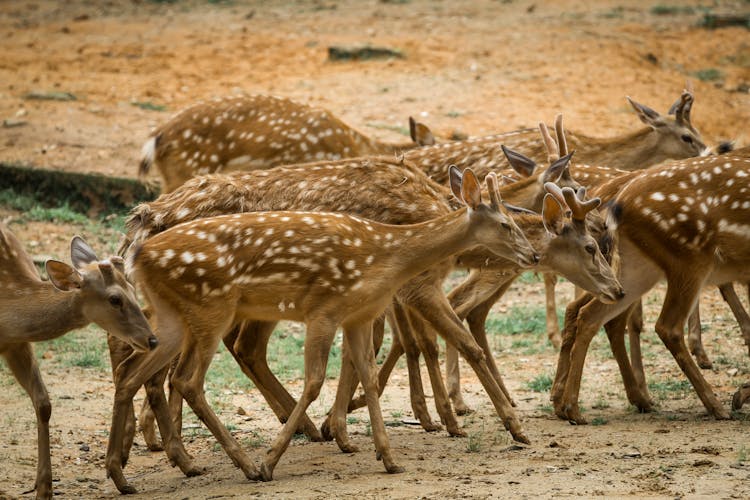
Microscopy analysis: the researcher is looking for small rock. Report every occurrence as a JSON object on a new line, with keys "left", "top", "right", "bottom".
{"left": 728, "top": 368, "right": 739, "bottom": 377}
{"left": 693, "top": 459, "right": 714, "bottom": 467}
{"left": 236, "top": 406, "right": 247, "bottom": 416}
{"left": 79, "top": 444, "right": 90, "bottom": 452}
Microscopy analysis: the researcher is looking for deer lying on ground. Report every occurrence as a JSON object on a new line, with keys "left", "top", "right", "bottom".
{"left": 110, "top": 169, "right": 535, "bottom": 490}
{"left": 139, "top": 94, "right": 435, "bottom": 192}
{"left": 402, "top": 88, "right": 708, "bottom": 186}
{"left": 107, "top": 158, "right": 531, "bottom": 491}
{"left": 0, "top": 225, "right": 156, "bottom": 499}
{"left": 551, "top": 147, "right": 750, "bottom": 423}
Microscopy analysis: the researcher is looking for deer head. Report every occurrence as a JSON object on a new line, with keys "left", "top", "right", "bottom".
{"left": 46, "top": 236, "right": 156, "bottom": 352}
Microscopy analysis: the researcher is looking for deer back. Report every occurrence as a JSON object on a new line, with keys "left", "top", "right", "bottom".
{"left": 610, "top": 148, "right": 750, "bottom": 283}
{"left": 140, "top": 95, "right": 428, "bottom": 192}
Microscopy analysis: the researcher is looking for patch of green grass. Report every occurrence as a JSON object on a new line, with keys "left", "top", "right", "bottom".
{"left": 591, "top": 416, "right": 608, "bottom": 426}
{"left": 466, "top": 431, "right": 482, "bottom": 452}
{"left": 539, "top": 404, "right": 554, "bottom": 414}
{"left": 600, "top": 6, "right": 625, "bottom": 18}
{"left": 518, "top": 272, "right": 542, "bottom": 284}
{"left": 242, "top": 430, "right": 266, "bottom": 448}
{"left": 692, "top": 68, "right": 724, "bottom": 82}
{"left": 592, "top": 398, "right": 610, "bottom": 410}
{"left": 526, "top": 373, "right": 553, "bottom": 393}
{"left": 131, "top": 101, "right": 167, "bottom": 112}
{"left": 36, "top": 325, "right": 110, "bottom": 371}
{"left": 737, "top": 445, "right": 747, "bottom": 464}
{"left": 648, "top": 379, "right": 692, "bottom": 400}
{"left": 486, "top": 306, "right": 549, "bottom": 337}
{"left": 347, "top": 416, "right": 360, "bottom": 425}
{"left": 390, "top": 410, "right": 403, "bottom": 419}
{"left": 650, "top": 5, "right": 695, "bottom": 15}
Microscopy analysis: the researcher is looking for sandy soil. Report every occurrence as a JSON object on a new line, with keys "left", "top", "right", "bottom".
{"left": 1, "top": 0, "right": 750, "bottom": 498}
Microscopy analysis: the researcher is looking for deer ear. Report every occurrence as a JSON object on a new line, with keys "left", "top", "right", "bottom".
{"left": 541, "top": 151, "right": 575, "bottom": 184}
{"left": 626, "top": 96, "right": 664, "bottom": 128}
{"left": 46, "top": 260, "right": 83, "bottom": 291}
{"left": 460, "top": 168, "right": 483, "bottom": 210}
{"left": 542, "top": 193, "right": 566, "bottom": 235}
{"left": 449, "top": 165, "right": 464, "bottom": 201}
{"left": 501, "top": 145, "right": 537, "bottom": 178}
{"left": 409, "top": 117, "right": 435, "bottom": 146}
{"left": 70, "top": 236, "right": 98, "bottom": 269}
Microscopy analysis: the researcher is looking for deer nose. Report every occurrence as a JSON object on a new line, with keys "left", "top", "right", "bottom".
{"left": 148, "top": 336, "right": 159, "bottom": 350}
{"left": 616, "top": 287, "right": 625, "bottom": 299}
{"left": 532, "top": 253, "right": 540, "bottom": 264}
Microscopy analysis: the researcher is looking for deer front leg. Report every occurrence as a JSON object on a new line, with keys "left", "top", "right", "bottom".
{"left": 3, "top": 344, "right": 53, "bottom": 499}
{"left": 406, "top": 306, "right": 464, "bottom": 437}
{"left": 344, "top": 322, "right": 404, "bottom": 474}
{"left": 603, "top": 311, "right": 653, "bottom": 412}
{"left": 391, "top": 301, "right": 442, "bottom": 433}
{"left": 626, "top": 300, "right": 648, "bottom": 398}
{"left": 261, "top": 320, "right": 338, "bottom": 481}
{"left": 543, "top": 272, "right": 562, "bottom": 348}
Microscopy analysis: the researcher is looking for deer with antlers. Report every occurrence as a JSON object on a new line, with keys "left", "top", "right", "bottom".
{"left": 551, "top": 147, "right": 750, "bottom": 423}
{"left": 138, "top": 94, "right": 435, "bottom": 192}
{"left": 0, "top": 225, "right": 156, "bottom": 499}
{"left": 402, "top": 87, "right": 709, "bottom": 186}
{"left": 104, "top": 160, "right": 540, "bottom": 492}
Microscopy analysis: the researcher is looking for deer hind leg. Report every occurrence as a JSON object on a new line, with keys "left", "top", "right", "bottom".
{"left": 552, "top": 293, "right": 593, "bottom": 410}
{"left": 171, "top": 314, "right": 260, "bottom": 481}
{"left": 603, "top": 309, "right": 653, "bottom": 412}
{"left": 543, "top": 272, "right": 562, "bottom": 348}
{"left": 655, "top": 278, "right": 729, "bottom": 419}
{"left": 261, "top": 319, "right": 338, "bottom": 481}
{"left": 3, "top": 343, "right": 52, "bottom": 499}
{"left": 326, "top": 337, "right": 363, "bottom": 453}
{"left": 344, "top": 321, "right": 404, "bottom": 474}
{"left": 719, "top": 283, "right": 750, "bottom": 357}
{"left": 626, "top": 300, "right": 649, "bottom": 399}
{"left": 225, "top": 321, "right": 323, "bottom": 442}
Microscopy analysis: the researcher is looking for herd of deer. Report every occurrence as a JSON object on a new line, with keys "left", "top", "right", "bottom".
{"left": 2, "top": 89, "right": 749, "bottom": 498}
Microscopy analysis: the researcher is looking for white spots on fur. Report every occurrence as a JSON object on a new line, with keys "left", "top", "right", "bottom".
{"left": 650, "top": 192, "right": 665, "bottom": 202}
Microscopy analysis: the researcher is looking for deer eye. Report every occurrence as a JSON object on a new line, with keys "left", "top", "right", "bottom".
{"left": 109, "top": 295, "right": 123, "bottom": 308}
{"left": 681, "top": 134, "right": 693, "bottom": 144}
{"left": 500, "top": 221, "right": 511, "bottom": 231}
{"left": 585, "top": 244, "right": 596, "bottom": 255}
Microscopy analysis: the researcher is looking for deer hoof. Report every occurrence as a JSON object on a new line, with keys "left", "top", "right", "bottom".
{"left": 732, "top": 390, "right": 746, "bottom": 410}
{"left": 119, "top": 483, "right": 138, "bottom": 495}
{"left": 386, "top": 464, "right": 406, "bottom": 474}
{"left": 259, "top": 462, "right": 273, "bottom": 482}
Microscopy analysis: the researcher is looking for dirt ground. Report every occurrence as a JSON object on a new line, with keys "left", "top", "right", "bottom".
{"left": 1, "top": 0, "right": 750, "bottom": 498}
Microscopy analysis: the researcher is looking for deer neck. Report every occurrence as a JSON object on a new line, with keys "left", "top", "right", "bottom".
{"left": 578, "top": 128, "right": 666, "bottom": 170}
{"left": 387, "top": 208, "right": 475, "bottom": 279}
{"left": 5, "top": 282, "right": 87, "bottom": 343}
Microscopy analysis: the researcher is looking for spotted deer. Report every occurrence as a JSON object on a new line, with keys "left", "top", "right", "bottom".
{"left": 402, "top": 87, "right": 708, "bottom": 186}
{"left": 138, "top": 94, "right": 435, "bottom": 192}
{"left": 105, "top": 161, "right": 539, "bottom": 493}
{"left": 551, "top": 147, "right": 750, "bottom": 424}
{"left": 107, "top": 158, "right": 531, "bottom": 491}
{"left": 0, "top": 226, "right": 156, "bottom": 499}
{"left": 116, "top": 150, "right": 622, "bottom": 463}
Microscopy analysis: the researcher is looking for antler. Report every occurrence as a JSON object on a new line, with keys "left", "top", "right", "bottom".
{"left": 543, "top": 182, "right": 572, "bottom": 218}
{"left": 485, "top": 172, "right": 502, "bottom": 210}
{"left": 561, "top": 186, "right": 602, "bottom": 221}
{"left": 539, "top": 122, "right": 559, "bottom": 163}
{"left": 667, "top": 81, "right": 695, "bottom": 127}
{"left": 554, "top": 114, "right": 568, "bottom": 157}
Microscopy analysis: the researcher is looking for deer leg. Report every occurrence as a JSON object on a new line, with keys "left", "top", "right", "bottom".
{"left": 406, "top": 306, "right": 464, "bottom": 437}
{"left": 261, "top": 319, "right": 338, "bottom": 481}
{"left": 551, "top": 294, "right": 592, "bottom": 410}
{"left": 687, "top": 305, "right": 712, "bottom": 369}
{"left": 732, "top": 383, "right": 750, "bottom": 410}
{"left": 391, "top": 300, "right": 440, "bottom": 432}
{"left": 410, "top": 288, "right": 528, "bottom": 444}
{"left": 346, "top": 327, "right": 405, "bottom": 413}
{"left": 603, "top": 310, "right": 653, "bottom": 412}
{"left": 3, "top": 344, "right": 53, "bottom": 499}
{"left": 543, "top": 273, "right": 562, "bottom": 348}
{"left": 106, "top": 318, "right": 195, "bottom": 494}
{"left": 226, "top": 321, "right": 323, "bottom": 441}
{"left": 171, "top": 318, "right": 260, "bottom": 481}
{"left": 654, "top": 278, "right": 729, "bottom": 419}
{"left": 719, "top": 283, "right": 750, "bottom": 357}
{"left": 326, "top": 343, "right": 361, "bottom": 453}
{"left": 626, "top": 300, "right": 649, "bottom": 399}
{"left": 344, "top": 321, "right": 404, "bottom": 474}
